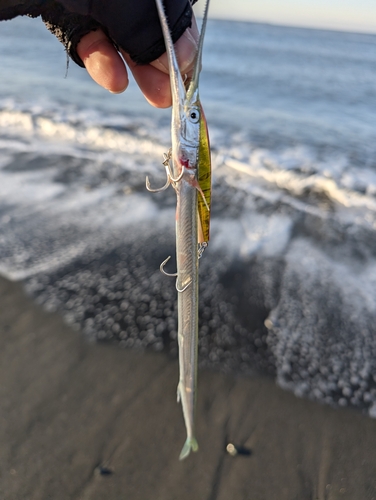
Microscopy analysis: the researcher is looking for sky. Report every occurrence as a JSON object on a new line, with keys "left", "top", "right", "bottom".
{"left": 207, "top": 0, "right": 376, "bottom": 34}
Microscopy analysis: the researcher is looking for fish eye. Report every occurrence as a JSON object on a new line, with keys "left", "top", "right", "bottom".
{"left": 188, "top": 108, "right": 200, "bottom": 124}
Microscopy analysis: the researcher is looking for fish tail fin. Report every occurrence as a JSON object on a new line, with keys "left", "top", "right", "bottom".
{"left": 179, "top": 437, "right": 199, "bottom": 460}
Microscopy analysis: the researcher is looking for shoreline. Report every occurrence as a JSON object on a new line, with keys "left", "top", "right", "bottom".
{"left": 1, "top": 275, "right": 376, "bottom": 499}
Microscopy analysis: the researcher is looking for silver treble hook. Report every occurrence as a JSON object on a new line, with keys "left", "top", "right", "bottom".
{"left": 160, "top": 256, "right": 178, "bottom": 277}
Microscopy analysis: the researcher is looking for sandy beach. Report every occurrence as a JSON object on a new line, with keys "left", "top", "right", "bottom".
{"left": 0, "top": 276, "right": 375, "bottom": 499}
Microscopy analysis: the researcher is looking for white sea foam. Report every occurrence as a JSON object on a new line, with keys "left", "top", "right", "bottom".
{"left": 0, "top": 108, "right": 166, "bottom": 159}
{"left": 225, "top": 155, "right": 376, "bottom": 217}
{"left": 0, "top": 109, "right": 34, "bottom": 131}
{"left": 2, "top": 103, "right": 376, "bottom": 225}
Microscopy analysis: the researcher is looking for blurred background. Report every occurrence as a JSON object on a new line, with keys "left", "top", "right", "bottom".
{"left": 1, "top": 2, "right": 376, "bottom": 498}
{"left": 211, "top": 0, "right": 376, "bottom": 33}
{"left": 1, "top": 1, "right": 376, "bottom": 409}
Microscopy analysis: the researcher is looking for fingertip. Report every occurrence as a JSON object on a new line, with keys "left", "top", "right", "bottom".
{"left": 77, "top": 29, "right": 129, "bottom": 93}
{"left": 122, "top": 52, "right": 172, "bottom": 108}
{"left": 146, "top": 94, "right": 172, "bottom": 109}
{"left": 109, "top": 87, "right": 128, "bottom": 95}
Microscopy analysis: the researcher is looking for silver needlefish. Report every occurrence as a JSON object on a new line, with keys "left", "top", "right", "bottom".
{"left": 147, "top": 0, "right": 211, "bottom": 460}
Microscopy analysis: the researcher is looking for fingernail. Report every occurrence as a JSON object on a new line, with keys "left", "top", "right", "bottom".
{"left": 152, "top": 57, "right": 169, "bottom": 73}
{"left": 108, "top": 81, "right": 129, "bottom": 94}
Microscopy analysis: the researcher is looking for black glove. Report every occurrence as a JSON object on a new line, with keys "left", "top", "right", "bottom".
{"left": 0, "top": 0, "right": 195, "bottom": 66}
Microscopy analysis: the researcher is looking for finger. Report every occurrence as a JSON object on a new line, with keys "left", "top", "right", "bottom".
{"left": 77, "top": 29, "right": 129, "bottom": 93}
{"left": 121, "top": 16, "right": 200, "bottom": 108}
{"left": 122, "top": 52, "right": 172, "bottom": 108}
{"left": 150, "top": 16, "right": 199, "bottom": 77}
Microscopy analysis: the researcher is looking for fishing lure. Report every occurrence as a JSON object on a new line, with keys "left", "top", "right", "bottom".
{"left": 147, "top": 0, "right": 211, "bottom": 459}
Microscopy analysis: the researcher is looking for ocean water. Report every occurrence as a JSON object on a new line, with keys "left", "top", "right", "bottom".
{"left": 1, "top": 16, "right": 376, "bottom": 414}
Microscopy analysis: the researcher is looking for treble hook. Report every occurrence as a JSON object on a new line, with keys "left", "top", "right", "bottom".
{"left": 176, "top": 279, "right": 191, "bottom": 293}
{"left": 160, "top": 257, "right": 191, "bottom": 292}
{"left": 169, "top": 164, "right": 185, "bottom": 184}
{"left": 162, "top": 148, "right": 172, "bottom": 165}
{"left": 160, "top": 256, "right": 178, "bottom": 277}
{"left": 162, "top": 148, "right": 185, "bottom": 184}
{"left": 146, "top": 169, "right": 171, "bottom": 192}
{"left": 146, "top": 147, "right": 187, "bottom": 191}
{"left": 145, "top": 149, "right": 173, "bottom": 192}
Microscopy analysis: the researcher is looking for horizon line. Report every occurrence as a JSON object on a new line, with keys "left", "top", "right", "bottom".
{"left": 205, "top": 15, "right": 376, "bottom": 37}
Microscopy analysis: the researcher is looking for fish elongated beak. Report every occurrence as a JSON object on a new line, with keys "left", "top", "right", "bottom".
{"left": 155, "top": 0, "right": 210, "bottom": 108}
{"left": 185, "top": 0, "right": 210, "bottom": 103}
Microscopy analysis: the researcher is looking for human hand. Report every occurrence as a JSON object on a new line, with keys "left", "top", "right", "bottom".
{"left": 76, "top": 17, "right": 199, "bottom": 108}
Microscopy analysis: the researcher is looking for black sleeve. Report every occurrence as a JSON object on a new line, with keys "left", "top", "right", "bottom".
{"left": 0, "top": 0, "right": 196, "bottom": 66}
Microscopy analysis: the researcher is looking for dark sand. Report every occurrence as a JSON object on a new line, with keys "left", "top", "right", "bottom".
{"left": 1, "top": 276, "right": 376, "bottom": 500}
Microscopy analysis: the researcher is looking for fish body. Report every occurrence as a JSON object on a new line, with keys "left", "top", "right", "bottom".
{"left": 154, "top": 0, "right": 211, "bottom": 459}
{"left": 176, "top": 168, "right": 199, "bottom": 459}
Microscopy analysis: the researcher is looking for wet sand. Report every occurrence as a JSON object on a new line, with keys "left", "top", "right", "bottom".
{"left": 1, "top": 276, "right": 376, "bottom": 500}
